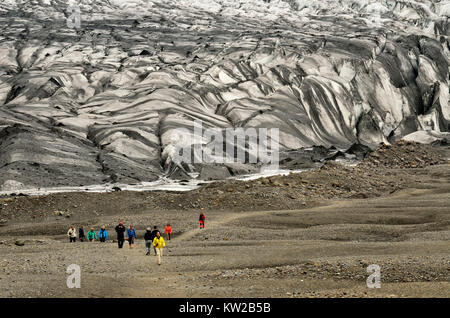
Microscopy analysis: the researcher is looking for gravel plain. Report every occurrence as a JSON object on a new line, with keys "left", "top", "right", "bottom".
{"left": 0, "top": 144, "right": 448, "bottom": 298}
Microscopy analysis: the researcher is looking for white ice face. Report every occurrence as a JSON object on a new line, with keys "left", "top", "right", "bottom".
{"left": 0, "top": 0, "right": 448, "bottom": 190}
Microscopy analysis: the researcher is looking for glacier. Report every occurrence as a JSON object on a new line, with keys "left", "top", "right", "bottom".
{"left": 0, "top": 0, "right": 449, "bottom": 191}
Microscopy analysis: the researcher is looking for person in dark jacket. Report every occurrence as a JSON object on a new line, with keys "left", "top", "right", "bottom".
{"left": 144, "top": 228, "right": 152, "bottom": 255}
{"left": 79, "top": 226, "right": 85, "bottom": 242}
{"left": 126, "top": 225, "right": 137, "bottom": 248}
{"left": 150, "top": 226, "right": 160, "bottom": 256}
{"left": 115, "top": 222, "right": 126, "bottom": 248}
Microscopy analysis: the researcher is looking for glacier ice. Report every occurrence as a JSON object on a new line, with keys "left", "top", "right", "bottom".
{"left": 0, "top": 0, "right": 449, "bottom": 191}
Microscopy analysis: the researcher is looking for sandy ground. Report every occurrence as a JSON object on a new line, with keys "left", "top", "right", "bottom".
{"left": 0, "top": 162, "right": 449, "bottom": 298}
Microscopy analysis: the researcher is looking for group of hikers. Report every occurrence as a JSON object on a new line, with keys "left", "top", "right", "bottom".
{"left": 66, "top": 212, "right": 206, "bottom": 265}
{"left": 67, "top": 225, "right": 109, "bottom": 243}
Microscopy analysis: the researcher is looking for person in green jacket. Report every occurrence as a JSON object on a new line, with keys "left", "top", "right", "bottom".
{"left": 86, "top": 227, "right": 98, "bottom": 242}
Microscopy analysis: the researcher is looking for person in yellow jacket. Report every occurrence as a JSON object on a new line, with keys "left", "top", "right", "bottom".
{"left": 152, "top": 231, "right": 166, "bottom": 265}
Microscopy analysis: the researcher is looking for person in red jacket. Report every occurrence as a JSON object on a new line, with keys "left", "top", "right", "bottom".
{"left": 164, "top": 224, "right": 172, "bottom": 240}
{"left": 199, "top": 212, "right": 205, "bottom": 229}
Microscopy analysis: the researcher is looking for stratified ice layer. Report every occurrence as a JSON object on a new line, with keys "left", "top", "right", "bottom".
{"left": 0, "top": 0, "right": 448, "bottom": 190}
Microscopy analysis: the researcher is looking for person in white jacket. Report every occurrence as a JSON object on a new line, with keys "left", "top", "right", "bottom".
{"left": 67, "top": 226, "right": 77, "bottom": 243}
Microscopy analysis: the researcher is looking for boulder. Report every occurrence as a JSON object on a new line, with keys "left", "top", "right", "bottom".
{"left": 1, "top": 180, "right": 26, "bottom": 192}
{"left": 198, "top": 165, "right": 231, "bottom": 180}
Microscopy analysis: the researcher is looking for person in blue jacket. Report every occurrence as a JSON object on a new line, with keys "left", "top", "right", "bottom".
{"left": 126, "top": 225, "right": 137, "bottom": 248}
{"left": 98, "top": 225, "right": 107, "bottom": 243}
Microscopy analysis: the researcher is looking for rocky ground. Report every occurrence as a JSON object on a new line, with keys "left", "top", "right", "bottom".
{"left": 0, "top": 140, "right": 447, "bottom": 221}
{"left": 0, "top": 141, "right": 448, "bottom": 297}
